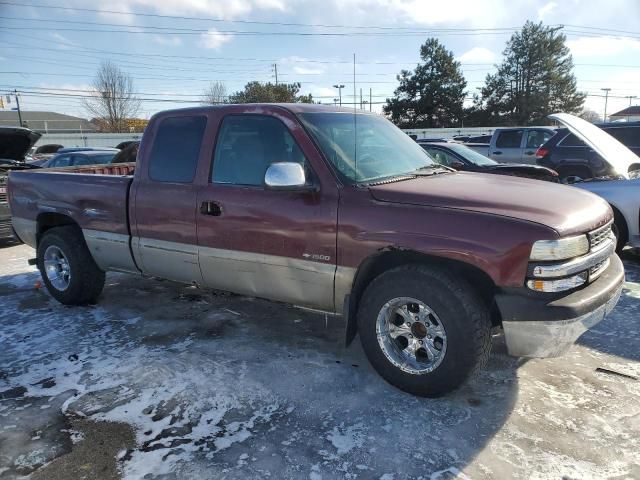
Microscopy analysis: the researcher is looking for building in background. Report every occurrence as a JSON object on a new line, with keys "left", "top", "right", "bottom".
{"left": 0, "top": 111, "right": 97, "bottom": 133}
{"left": 609, "top": 106, "right": 640, "bottom": 122}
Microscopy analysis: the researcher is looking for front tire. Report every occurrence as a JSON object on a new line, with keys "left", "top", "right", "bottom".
{"left": 37, "top": 226, "right": 105, "bottom": 305}
{"left": 357, "top": 265, "right": 491, "bottom": 397}
{"left": 612, "top": 209, "right": 628, "bottom": 254}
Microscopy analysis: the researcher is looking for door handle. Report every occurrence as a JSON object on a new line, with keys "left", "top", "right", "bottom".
{"left": 492, "top": 151, "right": 502, "bottom": 155}
{"left": 200, "top": 201, "right": 222, "bottom": 216}
{"left": 525, "top": 151, "right": 535, "bottom": 155}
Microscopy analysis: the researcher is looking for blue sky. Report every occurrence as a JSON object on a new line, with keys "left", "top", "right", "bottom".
{"left": 1, "top": 0, "right": 639, "bottom": 121}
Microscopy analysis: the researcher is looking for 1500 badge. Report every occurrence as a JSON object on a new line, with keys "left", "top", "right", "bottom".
{"left": 302, "top": 253, "right": 331, "bottom": 261}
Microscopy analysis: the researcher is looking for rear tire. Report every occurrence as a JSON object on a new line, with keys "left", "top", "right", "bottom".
{"left": 37, "top": 226, "right": 105, "bottom": 305}
{"left": 357, "top": 265, "right": 492, "bottom": 397}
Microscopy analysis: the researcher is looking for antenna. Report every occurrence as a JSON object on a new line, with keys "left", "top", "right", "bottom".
{"left": 353, "top": 53, "right": 358, "bottom": 183}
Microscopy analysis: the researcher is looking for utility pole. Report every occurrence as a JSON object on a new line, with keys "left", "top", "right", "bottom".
{"left": 273, "top": 64, "right": 278, "bottom": 85}
{"left": 369, "top": 88, "right": 372, "bottom": 112}
{"left": 601, "top": 88, "right": 611, "bottom": 122}
{"left": 624, "top": 95, "right": 637, "bottom": 121}
{"left": 333, "top": 84, "right": 344, "bottom": 106}
{"left": 14, "top": 89, "right": 23, "bottom": 127}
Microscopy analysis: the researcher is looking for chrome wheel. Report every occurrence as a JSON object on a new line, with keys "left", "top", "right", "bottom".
{"left": 43, "top": 245, "right": 71, "bottom": 291}
{"left": 376, "top": 297, "right": 447, "bottom": 375}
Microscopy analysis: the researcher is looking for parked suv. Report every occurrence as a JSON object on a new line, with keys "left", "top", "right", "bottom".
{"left": 536, "top": 122, "right": 640, "bottom": 182}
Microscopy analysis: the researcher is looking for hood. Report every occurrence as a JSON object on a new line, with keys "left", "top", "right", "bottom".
{"left": 549, "top": 113, "right": 639, "bottom": 179}
{"left": 369, "top": 172, "right": 611, "bottom": 236}
{"left": 0, "top": 127, "right": 42, "bottom": 162}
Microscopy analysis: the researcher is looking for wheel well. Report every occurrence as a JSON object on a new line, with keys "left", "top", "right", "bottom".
{"left": 36, "top": 212, "right": 79, "bottom": 245}
{"left": 344, "top": 249, "right": 500, "bottom": 345}
{"left": 610, "top": 204, "right": 628, "bottom": 243}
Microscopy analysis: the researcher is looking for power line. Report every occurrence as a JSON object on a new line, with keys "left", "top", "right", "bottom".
{"left": 0, "top": 3, "right": 523, "bottom": 32}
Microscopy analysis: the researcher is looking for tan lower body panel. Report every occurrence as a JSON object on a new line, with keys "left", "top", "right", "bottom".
{"left": 12, "top": 217, "right": 37, "bottom": 248}
{"left": 83, "top": 229, "right": 139, "bottom": 274}
{"left": 199, "top": 246, "right": 346, "bottom": 312}
{"left": 86, "top": 231, "right": 357, "bottom": 314}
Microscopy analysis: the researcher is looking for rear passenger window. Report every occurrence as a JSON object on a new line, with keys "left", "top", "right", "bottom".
{"left": 559, "top": 133, "right": 585, "bottom": 147}
{"left": 526, "top": 130, "right": 553, "bottom": 149}
{"left": 148, "top": 116, "right": 207, "bottom": 182}
{"left": 50, "top": 155, "right": 71, "bottom": 167}
{"left": 212, "top": 115, "right": 307, "bottom": 186}
{"left": 496, "top": 130, "right": 523, "bottom": 148}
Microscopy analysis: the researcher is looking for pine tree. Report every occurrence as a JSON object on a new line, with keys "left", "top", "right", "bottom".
{"left": 384, "top": 38, "right": 467, "bottom": 128}
{"left": 478, "top": 22, "right": 585, "bottom": 125}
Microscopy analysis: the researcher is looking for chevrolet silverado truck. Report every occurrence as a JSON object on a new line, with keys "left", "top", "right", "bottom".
{"left": 8, "top": 105, "right": 624, "bottom": 397}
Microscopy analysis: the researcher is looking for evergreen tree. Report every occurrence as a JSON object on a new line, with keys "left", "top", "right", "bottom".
{"left": 384, "top": 38, "right": 467, "bottom": 128}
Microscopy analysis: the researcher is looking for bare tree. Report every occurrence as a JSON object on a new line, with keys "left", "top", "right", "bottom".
{"left": 202, "top": 81, "right": 227, "bottom": 104}
{"left": 579, "top": 109, "right": 602, "bottom": 123}
{"left": 83, "top": 61, "right": 141, "bottom": 133}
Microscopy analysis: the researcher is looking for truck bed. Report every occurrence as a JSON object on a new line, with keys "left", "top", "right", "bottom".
{"left": 9, "top": 163, "right": 135, "bottom": 248}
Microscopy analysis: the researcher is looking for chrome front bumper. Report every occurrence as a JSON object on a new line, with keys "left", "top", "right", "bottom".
{"left": 502, "top": 281, "right": 623, "bottom": 358}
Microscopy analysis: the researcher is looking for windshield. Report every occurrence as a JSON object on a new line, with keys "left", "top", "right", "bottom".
{"left": 298, "top": 112, "right": 436, "bottom": 183}
{"left": 446, "top": 143, "right": 497, "bottom": 166}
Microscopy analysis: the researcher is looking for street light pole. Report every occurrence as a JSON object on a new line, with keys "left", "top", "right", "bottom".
{"left": 332, "top": 84, "right": 345, "bottom": 106}
{"left": 601, "top": 88, "right": 611, "bottom": 122}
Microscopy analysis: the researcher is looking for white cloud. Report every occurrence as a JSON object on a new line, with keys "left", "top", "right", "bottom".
{"left": 93, "top": 0, "right": 285, "bottom": 22}
{"left": 537, "top": 1, "right": 557, "bottom": 20}
{"left": 152, "top": 35, "right": 183, "bottom": 46}
{"left": 293, "top": 66, "right": 325, "bottom": 75}
{"left": 333, "top": 0, "right": 509, "bottom": 27}
{"left": 567, "top": 36, "right": 640, "bottom": 58}
{"left": 456, "top": 47, "right": 497, "bottom": 64}
{"left": 199, "top": 28, "right": 234, "bottom": 50}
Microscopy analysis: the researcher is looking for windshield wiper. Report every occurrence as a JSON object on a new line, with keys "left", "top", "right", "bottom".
{"left": 411, "top": 164, "right": 454, "bottom": 175}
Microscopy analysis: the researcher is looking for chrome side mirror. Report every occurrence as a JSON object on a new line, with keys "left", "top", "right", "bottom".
{"left": 264, "top": 162, "right": 310, "bottom": 190}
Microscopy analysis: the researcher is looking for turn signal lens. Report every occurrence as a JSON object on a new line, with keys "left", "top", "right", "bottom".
{"left": 527, "top": 272, "right": 588, "bottom": 292}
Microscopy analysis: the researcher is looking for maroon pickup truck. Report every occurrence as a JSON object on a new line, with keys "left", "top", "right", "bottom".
{"left": 8, "top": 104, "right": 624, "bottom": 397}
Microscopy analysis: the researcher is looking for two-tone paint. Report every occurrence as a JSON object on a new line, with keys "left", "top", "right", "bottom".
{"left": 8, "top": 104, "right": 619, "bottom": 341}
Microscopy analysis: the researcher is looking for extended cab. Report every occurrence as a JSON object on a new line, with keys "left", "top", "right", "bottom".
{"left": 8, "top": 105, "right": 624, "bottom": 397}
{"left": 466, "top": 127, "right": 555, "bottom": 164}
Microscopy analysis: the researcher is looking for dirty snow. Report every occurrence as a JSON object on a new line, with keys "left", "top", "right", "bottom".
{"left": 0, "top": 244, "right": 639, "bottom": 479}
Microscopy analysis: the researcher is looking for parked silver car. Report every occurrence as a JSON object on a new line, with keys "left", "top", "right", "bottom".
{"left": 550, "top": 113, "right": 640, "bottom": 252}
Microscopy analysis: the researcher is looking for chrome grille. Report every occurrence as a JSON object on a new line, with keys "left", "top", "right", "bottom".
{"left": 0, "top": 175, "right": 6, "bottom": 204}
{"left": 589, "top": 223, "right": 613, "bottom": 251}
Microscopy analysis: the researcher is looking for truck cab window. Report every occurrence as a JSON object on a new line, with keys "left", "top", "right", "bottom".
{"left": 212, "top": 115, "right": 307, "bottom": 186}
{"left": 148, "top": 116, "right": 207, "bottom": 183}
{"left": 496, "top": 130, "right": 523, "bottom": 148}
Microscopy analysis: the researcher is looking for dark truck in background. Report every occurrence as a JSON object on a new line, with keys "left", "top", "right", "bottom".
{"left": 8, "top": 104, "right": 624, "bottom": 397}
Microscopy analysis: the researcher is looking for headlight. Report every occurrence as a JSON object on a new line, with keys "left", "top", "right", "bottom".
{"left": 530, "top": 235, "right": 589, "bottom": 261}
{"left": 527, "top": 272, "right": 588, "bottom": 292}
